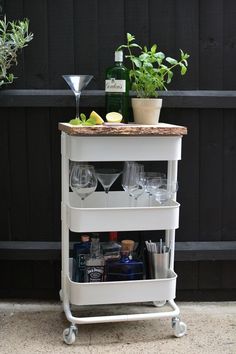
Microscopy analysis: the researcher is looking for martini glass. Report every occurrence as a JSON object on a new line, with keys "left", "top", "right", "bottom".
{"left": 96, "top": 168, "right": 121, "bottom": 207}
{"left": 62, "top": 75, "right": 93, "bottom": 119}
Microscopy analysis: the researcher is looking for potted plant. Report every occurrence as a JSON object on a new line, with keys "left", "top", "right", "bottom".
{"left": 0, "top": 16, "right": 33, "bottom": 87}
{"left": 117, "top": 33, "right": 190, "bottom": 124}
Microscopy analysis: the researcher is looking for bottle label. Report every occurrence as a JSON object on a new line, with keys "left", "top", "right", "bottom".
{"left": 86, "top": 266, "right": 104, "bottom": 282}
{"left": 105, "top": 79, "right": 126, "bottom": 93}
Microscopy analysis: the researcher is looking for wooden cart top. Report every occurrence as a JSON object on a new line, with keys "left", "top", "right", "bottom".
{"left": 58, "top": 122, "right": 187, "bottom": 136}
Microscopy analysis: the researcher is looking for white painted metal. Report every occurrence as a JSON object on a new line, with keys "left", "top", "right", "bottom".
{"left": 60, "top": 129, "right": 185, "bottom": 336}
{"left": 67, "top": 191, "right": 180, "bottom": 232}
{"left": 66, "top": 135, "right": 182, "bottom": 162}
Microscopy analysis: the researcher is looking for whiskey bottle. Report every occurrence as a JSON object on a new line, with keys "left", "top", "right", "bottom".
{"left": 85, "top": 234, "right": 105, "bottom": 282}
{"left": 105, "top": 50, "right": 130, "bottom": 123}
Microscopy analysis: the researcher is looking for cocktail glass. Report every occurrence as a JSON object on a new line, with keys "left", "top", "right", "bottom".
{"left": 62, "top": 75, "right": 93, "bottom": 119}
{"left": 96, "top": 169, "right": 121, "bottom": 207}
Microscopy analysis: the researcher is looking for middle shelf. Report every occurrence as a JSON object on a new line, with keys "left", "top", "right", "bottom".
{"left": 65, "top": 191, "right": 180, "bottom": 232}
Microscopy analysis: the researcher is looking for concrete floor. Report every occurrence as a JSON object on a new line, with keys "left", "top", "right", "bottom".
{"left": 0, "top": 301, "right": 235, "bottom": 354}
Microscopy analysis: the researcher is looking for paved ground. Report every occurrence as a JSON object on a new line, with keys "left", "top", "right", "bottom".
{"left": 0, "top": 301, "right": 235, "bottom": 354}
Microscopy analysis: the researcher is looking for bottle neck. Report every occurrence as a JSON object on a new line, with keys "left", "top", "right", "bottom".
{"left": 90, "top": 238, "right": 101, "bottom": 258}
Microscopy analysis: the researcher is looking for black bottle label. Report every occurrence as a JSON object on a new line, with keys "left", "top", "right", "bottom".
{"left": 86, "top": 266, "right": 104, "bottom": 282}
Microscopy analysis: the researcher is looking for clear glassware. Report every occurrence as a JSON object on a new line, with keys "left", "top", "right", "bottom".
{"left": 144, "top": 172, "right": 166, "bottom": 206}
{"left": 62, "top": 75, "right": 93, "bottom": 119}
{"left": 70, "top": 163, "right": 97, "bottom": 207}
{"left": 125, "top": 164, "right": 145, "bottom": 206}
{"left": 155, "top": 179, "right": 179, "bottom": 205}
{"left": 96, "top": 168, "right": 121, "bottom": 207}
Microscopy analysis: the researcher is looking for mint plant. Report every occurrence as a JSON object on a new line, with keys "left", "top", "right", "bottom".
{"left": 0, "top": 16, "right": 33, "bottom": 86}
{"left": 69, "top": 113, "right": 97, "bottom": 126}
{"left": 117, "top": 33, "right": 190, "bottom": 98}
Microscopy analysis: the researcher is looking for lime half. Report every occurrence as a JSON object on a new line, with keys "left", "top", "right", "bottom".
{"left": 106, "top": 112, "right": 123, "bottom": 123}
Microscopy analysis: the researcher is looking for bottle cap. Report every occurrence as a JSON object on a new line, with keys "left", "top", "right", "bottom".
{"left": 115, "top": 50, "right": 123, "bottom": 62}
{"left": 121, "top": 239, "right": 135, "bottom": 252}
{"left": 81, "top": 234, "right": 90, "bottom": 242}
{"left": 109, "top": 231, "right": 118, "bottom": 241}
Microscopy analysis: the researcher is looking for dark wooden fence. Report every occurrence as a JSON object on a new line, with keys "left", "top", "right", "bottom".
{"left": 0, "top": 0, "right": 236, "bottom": 300}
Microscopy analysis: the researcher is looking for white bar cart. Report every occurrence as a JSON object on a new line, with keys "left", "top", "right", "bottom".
{"left": 59, "top": 122, "right": 188, "bottom": 345}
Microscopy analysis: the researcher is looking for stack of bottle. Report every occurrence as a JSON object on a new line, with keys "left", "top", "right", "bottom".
{"left": 72, "top": 232, "right": 144, "bottom": 283}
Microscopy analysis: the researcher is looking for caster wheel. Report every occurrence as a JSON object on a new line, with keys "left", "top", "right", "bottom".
{"left": 172, "top": 317, "right": 187, "bottom": 338}
{"left": 153, "top": 300, "right": 166, "bottom": 307}
{"left": 63, "top": 326, "right": 77, "bottom": 345}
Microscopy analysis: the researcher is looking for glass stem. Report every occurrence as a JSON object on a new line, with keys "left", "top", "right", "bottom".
{"left": 75, "top": 92, "right": 81, "bottom": 118}
{"left": 104, "top": 189, "right": 109, "bottom": 207}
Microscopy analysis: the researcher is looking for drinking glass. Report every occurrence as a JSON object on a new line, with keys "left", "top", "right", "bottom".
{"left": 63, "top": 75, "right": 93, "bottom": 119}
{"left": 96, "top": 168, "right": 121, "bottom": 207}
{"left": 155, "top": 179, "right": 179, "bottom": 205}
{"left": 125, "top": 164, "right": 145, "bottom": 206}
{"left": 144, "top": 172, "right": 166, "bottom": 206}
{"left": 70, "top": 164, "right": 97, "bottom": 207}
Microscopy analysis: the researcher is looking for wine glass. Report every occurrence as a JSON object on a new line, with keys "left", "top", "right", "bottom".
{"left": 96, "top": 168, "right": 121, "bottom": 207}
{"left": 144, "top": 172, "right": 166, "bottom": 206}
{"left": 155, "top": 179, "right": 179, "bottom": 205}
{"left": 124, "top": 164, "right": 145, "bottom": 206}
{"left": 63, "top": 75, "right": 93, "bottom": 119}
{"left": 70, "top": 164, "right": 97, "bottom": 207}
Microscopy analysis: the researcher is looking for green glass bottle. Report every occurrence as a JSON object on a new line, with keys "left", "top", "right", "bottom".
{"left": 105, "top": 51, "right": 130, "bottom": 123}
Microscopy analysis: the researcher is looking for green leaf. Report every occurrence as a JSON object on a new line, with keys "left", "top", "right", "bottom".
{"left": 131, "top": 57, "right": 142, "bottom": 68}
{"left": 166, "top": 57, "right": 178, "bottom": 65}
{"left": 84, "top": 116, "right": 96, "bottom": 125}
{"left": 80, "top": 113, "right": 87, "bottom": 122}
{"left": 69, "top": 118, "right": 82, "bottom": 125}
{"left": 129, "top": 43, "right": 142, "bottom": 49}
{"left": 151, "top": 44, "right": 157, "bottom": 53}
{"left": 180, "top": 63, "right": 187, "bottom": 75}
{"left": 167, "top": 70, "right": 173, "bottom": 84}
{"left": 127, "top": 33, "right": 135, "bottom": 43}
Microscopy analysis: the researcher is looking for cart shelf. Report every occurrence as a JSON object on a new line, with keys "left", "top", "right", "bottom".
{"left": 67, "top": 191, "right": 180, "bottom": 232}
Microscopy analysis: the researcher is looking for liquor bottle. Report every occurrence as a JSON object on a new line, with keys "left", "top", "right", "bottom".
{"left": 72, "top": 234, "right": 91, "bottom": 282}
{"left": 105, "top": 50, "right": 130, "bottom": 123}
{"left": 106, "top": 239, "right": 144, "bottom": 281}
{"left": 85, "top": 234, "right": 105, "bottom": 282}
{"left": 101, "top": 231, "right": 121, "bottom": 261}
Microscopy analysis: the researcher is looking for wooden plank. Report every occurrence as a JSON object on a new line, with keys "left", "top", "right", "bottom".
{"left": 97, "top": 0, "right": 125, "bottom": 88}
{"left": 2, "top": 90, "right": 236, "bottom": 108}
{"left": 174, "top": 0, "right": 199, "bottom": 89}
{"left": 199, "top": 109, "right": 223, "bottom": 241}
{"left": 199, "top": 0, "right": 224, "bottom": 89}
{"left": 58, "top": 122, "right": 187, "bottom": 136}
{"left": 222, "top": 110, "right": 236, "bottom": 241}
{"left": 23, "top": 0, "right": 49, "bottom": 88}
{"left": 149, "top": 0, "right": 175, "bottom": 56}
{"left": 7, "top": 108, "right": 30, "bottom": 241}
{"left": 47, "top": 0, "right": 74, "bottom": 88}
{"left": 223, "top": 0, "right": 236, "bottom": 89}
{"left": 1, "top": 241, "right": 236, "bottom": 261}
{"left": 74, "top": 1, "right": 99, "bottom": 90}
{"left": 124, "top": 0, "right": 149, "bottom": 47}
{"left": 0, "top": 108, "right": 10, "bottom": 240}
{"left": 26, "top": 108, "right": 53, "bottom": 240}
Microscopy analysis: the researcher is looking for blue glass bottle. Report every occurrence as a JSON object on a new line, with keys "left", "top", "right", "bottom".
{"left": 72, "top": 234, "right": 91, "bottom": 282}
{"left": 106, "top": 239, "right": 143, "bottom": 281}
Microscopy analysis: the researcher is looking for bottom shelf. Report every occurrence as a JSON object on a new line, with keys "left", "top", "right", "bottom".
{"left": 67, "top": 268, "right": 177, "bottom": 306}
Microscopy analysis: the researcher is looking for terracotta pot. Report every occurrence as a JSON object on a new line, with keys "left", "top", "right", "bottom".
{"left": 131, "top": 98, "right": 163, "bottom": 125}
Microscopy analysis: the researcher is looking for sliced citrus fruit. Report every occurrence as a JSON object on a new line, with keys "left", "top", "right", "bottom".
{"left": 89, "top": 111, "right": 104, "bottom": 125}
{"left": 106, "top": 112, "right": 123, "bottom": 123}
